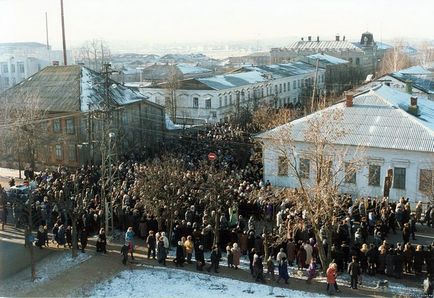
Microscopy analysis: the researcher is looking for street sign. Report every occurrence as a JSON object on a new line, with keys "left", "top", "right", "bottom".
{"left": 208, "top": 152, "right": 217, "bottom": 161}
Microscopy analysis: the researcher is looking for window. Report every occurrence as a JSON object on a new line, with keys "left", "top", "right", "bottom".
{"left": 211, "top": 111, "right": 217, "bottom": 118}
{"left": 224, "top": 96, "right": 227, "bottom": 106}
{"left": 122, "top": 113, "right": 129, "bottom": 125}
{"left": 419, "top": 169, "right": 433, "bottom": 193}
{"left": 205, "top": 98, "right": 211, "bottom": 109}
{"left": 53, "top": 119, "right": 61, "bottom": 132}
{"left": 288, "top": 82, "right": 291, "bottom": 91}
{"left": 68, "top": 145, "right": 77, "bottom": 161}
{"left": 1, "top": 64, "right": 7, "bottom": 73}
{"left": 368, "top": 165, "right": 381, "bottom": 186}
{"left": 279, "top": 84, "right": 282, "bottom": 93}
{"left": 55, "top": 144, "right": 63, "bottom": 160}
{"left": 17, "top": 62, "right": 25, "bottom": 73}
{"left": 229, "top": 94, "right": 232, "bottom": 105}
{"left": 345, "top": 162, "right": 356, "bottom": 184}
{"left": 283, "top": 83, "right": 286, "bottom": 92}
{"left": 393, "top": 167, "right": 406, "bottom": 190}
{"left": 299, "top": 158, "right": 310, "bottom": 179}
{"left": 278, "top": 156, "right": 288, "bottom": 176}
{"left": 293, "top": 81, "right": 296, "bottom": 89}
{"left": 274, "top": 85, "right": 278, "bottom": 94}
{"left": 193, "top": 97, "right": 199, "bottom": 108}
{"left": 66, "top": 118, "right": 74, "bottom": 134}
{"left": 349, "top": 58, "right": 353, "bottom": 64}
{"left": 355, "top": 58, "right": 360, "bottom": 65}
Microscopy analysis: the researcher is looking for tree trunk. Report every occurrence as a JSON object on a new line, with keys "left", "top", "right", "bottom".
{"left": 312, "top": 223, "right": 330, "bottom": 273}
{"left": 213, "top": 211, "right": 220, "bottom": 246}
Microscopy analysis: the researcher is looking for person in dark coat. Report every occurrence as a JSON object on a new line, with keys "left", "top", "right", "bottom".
{"left": 146, "top": 230, "right": 156, "bottom": 259}
{"left": 96, "top": 228, "right": 107, "bottom": 253}
{"left": 157, "top": 236, "right": 167, "bottom": 266}
{"left": 175, "top": 241, "right": 185, "bottom": 267}
{"left": 248, "top": 248, "right": 256, "bottom": 275}
{"left": 394, "top": 249, "right": 404, "bottom": 279}
{"left": 402, "top": 223, "right": 410, "bottom": 244}
{"left": 80, "top": 227, "right": 88, "bottom": 253}
{"left": 277, "top": 257, "right": 289, "bottom": 284}
{"left": 207, "top": 246, "right": 220, "bottom": 273}
{"left": 66, "top": 225, "right": 72, "bottom": 248}
{"left": 253, "top": 254, "right": 265, "bottom": 282}
{"left": 121, "top": 244, "right": 129, "bottom": 265}
{"left": 348, "top": 256, "right": 361, "bottom": 289}
{"left": 414, "top": 245, "right": 424, "bottom": 275}
{"left": 36, "top": 225, "right": 45, "bottom": 249}
{"left": 297, "top": 244, "right": 307, "bottom": 270}
{"left": 195, "top": 245, "right": 205, "bottom": 271}
{"left": 57, "top": 224, "right": 66, "bottom": 248}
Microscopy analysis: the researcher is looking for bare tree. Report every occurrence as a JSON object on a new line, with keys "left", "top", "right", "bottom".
{"left": 0, "top": 89, "right": 48, "bottom": 172}
{"left": 76, "top": 39, "right": 111, "bottom": 71}
{"left": 417, "top": 41, "right": 434, "bottom": 67}
{"left": 251, "top": 103, "right": 301, "bottom": 132}
{"left": 419, "top": 167, "right": 434, "bottom": 204}
{"left": 379, "top": 41, "right": 413, "bottom": 75}
{"left": 165, "top": 65, "right": 180, "bottom": 123}
{"left": 257, "top": 106, "right": 365, "bottom": 271}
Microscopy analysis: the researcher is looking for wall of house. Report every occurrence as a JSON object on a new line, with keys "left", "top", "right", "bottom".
{"left": 262, "top": 141, "right": 434, "bottom": 204}
{"left": 140, "top": 70, "right": 325, "bottom": 124}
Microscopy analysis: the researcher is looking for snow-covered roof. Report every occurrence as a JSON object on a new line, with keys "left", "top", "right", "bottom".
{"left": 281, "top": 40, "right": 363, "bottom": 52}
{"left": 80, "top": 67, "right": 147, "bottom": 112}
{"left": 0, "top": 65, "right": 149, "bottom": 113}
{"left": 242, "top": 62, "right": 319, "bottom": 79}
{"left": 391, "top": 66, "right": 434, "bottom": 94}
{"left": 258, "top": 85, "right": 434, "bottom": 153}
{"left": 177, "top": 64, "right": 212, "bottom": 75}
{"left": 305, "top": 53, "right": 349, "bottom": 65}
{"left": 197, "top": 70, "right": 266, "bottom": 90}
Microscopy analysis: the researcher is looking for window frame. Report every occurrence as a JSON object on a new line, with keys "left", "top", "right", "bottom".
{"left": 368, "top": 164, "right": 381, "bottom": 186}
{"left": 393, "top": 167, "right": 406, "bottom": 190}
{"left": 277, "top": 156, "right": 288, "bottom": 176}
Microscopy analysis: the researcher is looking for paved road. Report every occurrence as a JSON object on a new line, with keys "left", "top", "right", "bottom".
{"left": 0, "top": 227, "right": 52, "bottom": 280}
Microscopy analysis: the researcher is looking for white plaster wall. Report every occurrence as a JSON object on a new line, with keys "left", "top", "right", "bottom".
{"left": 262, "top": 140, "right": 434, "bottom": 203}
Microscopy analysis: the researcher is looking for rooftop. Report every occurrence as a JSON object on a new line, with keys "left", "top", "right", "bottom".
{"left": 276, "top": 40, "right": 363, "bottom": 52}
{"left": 305, "top": 53, "right": 349, "bottom": 65}
{"left": 391, "top": 66, "right": 434, "bottom": 94}
{"left": 0, "top": 65, "right": 148, "bottom": 113}
{"left": 258, "top": 85, "right": 434, "bottom": 153}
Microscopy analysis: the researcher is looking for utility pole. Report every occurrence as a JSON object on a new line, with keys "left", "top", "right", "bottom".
{"left": 60, "top": 0, "right": 67, "bottom": 65}
{"left": 310, "top": 58, "right": 319, "bottom": 113}
{"left": 100, "top": 63, "right": 116, "bottom": 239}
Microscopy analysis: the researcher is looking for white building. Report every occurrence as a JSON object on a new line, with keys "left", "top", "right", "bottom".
{"left": 0, "top": 42, "right": 73, "bottom": 91}
{"left": 139, "top": 61, "right": 325, "bottom": 124}
{"left": 257, "top": 85, "right": 434, "bottom": 203}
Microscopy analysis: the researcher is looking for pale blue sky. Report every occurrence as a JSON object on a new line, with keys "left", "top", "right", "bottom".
{"left": 0, "top": 0, "right": 432, "bottom": 50}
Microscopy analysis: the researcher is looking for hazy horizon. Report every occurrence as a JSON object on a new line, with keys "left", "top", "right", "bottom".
{"left": 1, "top": 0, "right": 433, "bottom": 53}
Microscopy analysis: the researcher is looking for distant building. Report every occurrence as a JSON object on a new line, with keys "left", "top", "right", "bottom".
{"left": 257, "top": 85, "right": 434, "bottom": 203}
{"left": 0, "top": 42, "right": 73, "bottom": 91}
{"left": 0, "top": 65, "right": 164, "bottom": 169}
{"left": 228, "top": 52, "right": 271, "bottom": 67}
{"left": 140, "top": 61, "right": 325, "bottom": 124}
{"left": 271, "top": 32, "right": 387, "bottom": 78}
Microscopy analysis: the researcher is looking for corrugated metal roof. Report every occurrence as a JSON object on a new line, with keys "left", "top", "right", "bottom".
{"left": 258, "top": 85, "right": 434, "bottom": 153}
{"left": 283, "top": 40, "right": 363, "bottom": 52}
{"left": 1, "top": 65, "right": 148, "bottom": 113}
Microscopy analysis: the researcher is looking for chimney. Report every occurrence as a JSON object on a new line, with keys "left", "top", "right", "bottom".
{"left": 343, "top": 35, "right": 346, "bottom": 41}
{"left": 316, "top": 36, "right": 319, "bottom": 42}
{"left": 385, "top": 81, "right": 391, "bottom": 87}
{"left": 308, "top": 36, "right": 312, "bottom": 42}
{"left": 301, "top": 37, "right": 304, "bottom": 41}
{"left": 405, "top": 80, "right": 412, "bottom": 94}
{"left": 346, "top": 93, "right": 353, "bottom": 107}
{"left": 52, "top": 60, "right": 59, "bottom": 66}
{"left": 410, "top": 96, "right": 418, "bottom": 106}
{"left": 336, "top": 34, "right": 340, "bottom": 41}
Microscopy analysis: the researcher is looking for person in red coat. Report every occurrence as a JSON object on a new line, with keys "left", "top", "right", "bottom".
{"left": 326, "top": 262, "right": 341, "bottom": 294}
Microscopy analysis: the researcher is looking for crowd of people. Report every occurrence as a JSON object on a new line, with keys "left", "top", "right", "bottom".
{"left": 0, "top": 122, "right": 433, "bottom": 296}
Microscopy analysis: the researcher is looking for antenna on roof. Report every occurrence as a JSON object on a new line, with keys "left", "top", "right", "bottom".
{"left": 45, "top": 12, "right": 50, "bottom": 50}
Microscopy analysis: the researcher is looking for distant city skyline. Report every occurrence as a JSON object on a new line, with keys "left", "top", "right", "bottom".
{"left": 0, "top": 0, "right": 433, "bottom": 53}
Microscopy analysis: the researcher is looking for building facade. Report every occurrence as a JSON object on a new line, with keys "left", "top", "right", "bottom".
{"left": 257, "top": 85, "right": 434, "bottom": 203}
{"left": 140, "top": 62, "right": 325, "bottom": 124}
{"left": 271, "top": 32, "right": 387, "bottom": 78}
{"left": 0, "top": 65, "right": 165, "bottom": 169}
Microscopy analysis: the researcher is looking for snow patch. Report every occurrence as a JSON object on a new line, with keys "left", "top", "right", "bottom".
{"left": 89, "top": 265, "right": 327, "bottom": 298}
{"left": 0, "top": 251, "right": 92, "bottom": 296}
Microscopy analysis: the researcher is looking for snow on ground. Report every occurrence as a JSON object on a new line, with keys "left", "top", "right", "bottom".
{"left": 90, "top": 265, "right": 327, "bottom": 298}
{"left": 0, "top": 251, "right": 92, "bottom": 296}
